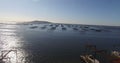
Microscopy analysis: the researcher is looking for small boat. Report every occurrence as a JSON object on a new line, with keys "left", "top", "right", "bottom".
{"left": 62, "top": 27, "right": 66, "bottom": 30}
{"left": 50, "top": 27, "right": 56, "bottom": 30}
{"left": 111, "top": 51, "right": 120, "bottom": 58}
{"left": 73, "top": 28, "right": 78, "bottom": 31}
{"left": 30, "top": 26, "right": 38, "bottom": 29}
{"left": 110, "top": 51, "right": 120, "bottom": 63}
{"left": 80, "top": 55, "right": 100, "bottom": 63}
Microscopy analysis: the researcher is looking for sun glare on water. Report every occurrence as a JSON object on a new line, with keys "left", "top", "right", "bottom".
{"left": 0, "top": 24, "right": 27, "bottom": 63}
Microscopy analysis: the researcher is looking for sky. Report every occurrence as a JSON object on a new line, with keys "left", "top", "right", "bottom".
{"left": 0, "top": 0, "right": 120, "bottom": 26}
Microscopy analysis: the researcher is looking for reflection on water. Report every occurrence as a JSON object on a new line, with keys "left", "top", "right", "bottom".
{"left": 0, "top": 25, "right": 27, "bottom": 63}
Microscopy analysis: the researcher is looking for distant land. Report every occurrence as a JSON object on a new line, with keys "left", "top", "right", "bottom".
{"left": 18, "top": 20, "right": 120, "bottom": 27}
{"left": 19, "top": 20, "right": 52, "bottom": 25}
{"left": 0, "top": 20, "right": 120, "bottom": 27}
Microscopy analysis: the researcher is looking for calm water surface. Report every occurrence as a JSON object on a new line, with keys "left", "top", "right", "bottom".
{"left": 0, "top": 24, "right": 120, "bottom": 63}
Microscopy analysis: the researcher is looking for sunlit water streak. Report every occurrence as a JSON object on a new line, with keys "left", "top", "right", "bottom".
{"left": 0, "top": 25, "right": 27, "bottom": 63}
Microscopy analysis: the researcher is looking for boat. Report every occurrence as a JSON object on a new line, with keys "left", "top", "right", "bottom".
{"left": 111, "top": 51, "right": 120, "bottom": 58}
{"left": 110, "top": 51, "right": 120, "bottom": 63}
{"left": 80, "top": 44, "right": 120, "bottom": 63}
{"left": 80, "top": 55, "right": 100, "bottom": 63}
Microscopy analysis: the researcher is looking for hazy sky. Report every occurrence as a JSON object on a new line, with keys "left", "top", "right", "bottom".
{"left": 0, "top": 0, "right": 120, "bottom": 26}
